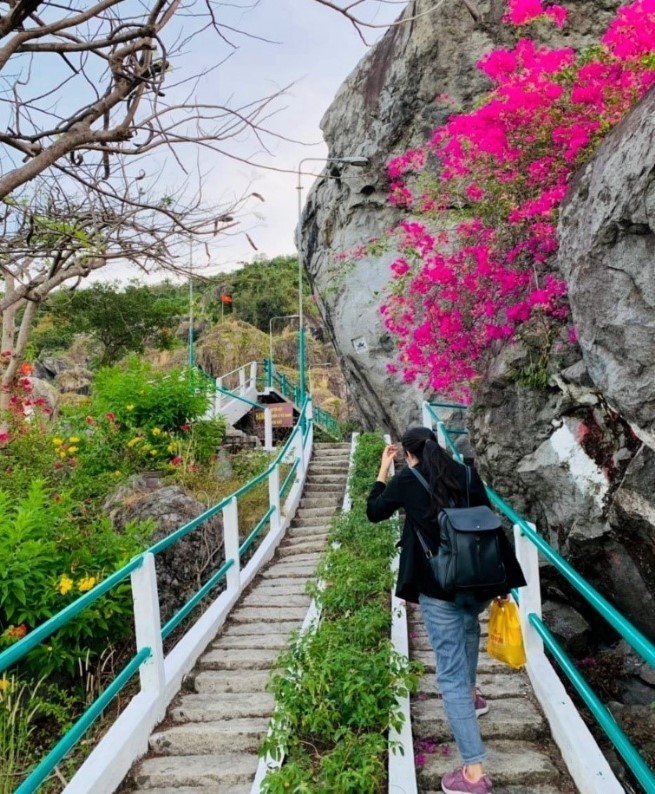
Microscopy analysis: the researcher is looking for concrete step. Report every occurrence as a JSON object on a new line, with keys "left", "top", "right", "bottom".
{"left": 222, "top": 620, "right": 300, "bottom": 637}
{"left": 138, "top": 788, "right": 251, "bottom": 794}
{"left": 259, "top": 565, "right": 317, "bottom": 579}
{"left": 412, "top": 696, "right": 546, "bottom": 742}
{"left": 417, "top": 740, "right": 560, "bottom": 789}
{"left": 271, "top": 551, "right": 322, "bottom": 566}
{"left": 290, "top": 517, "right": 332, "bottom": 529}
{"left": 300, "top": 496, "right": 343, "bottom": 508}
{"left": 417, "top": 672, "right": 531, "bottom": 699}
{"left": 277, "top": 539, "right": 326, "bottom": 556}
{"left": 171, "top": 692, "right": 274, "bottom": 722}
{"left": 296, "top": 506, "right": 339, "bottom": 519}
{"left": 414, "top": 649, "right": 511, "bottom": 676}
{"left": 213, "top": 633, "right": 290, "bottom": 650}
{"left": 134, "top": 754, "right": 259, "bottom": 789}
{"left": 192, "top": 669, "right": 270, "bottom": 694}
{"left": 199, "top": 648, "right": 280, "bottom": 670}
{"left": 306, "top": 474, "right": 347, "bottom": 484}
{"left": 233, "top": 604, "right": 310, "bottom": 619}
{"left": 150, "top": 717, "right": 268, "bottom": 755}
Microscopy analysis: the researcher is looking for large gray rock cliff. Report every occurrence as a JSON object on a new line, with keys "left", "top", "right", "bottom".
{"left": 300, "top": 0, "right": 622, "bottom": 436}
{"left": 302, "top": 0, "right": 655, "bottom": 642}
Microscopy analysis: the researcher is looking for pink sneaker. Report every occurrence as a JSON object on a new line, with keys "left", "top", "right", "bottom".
{"left": 441, "top": 766, "right": 493, "bottom": 794}
{"left": 474, "top": 689, "right": 489, "bottom": 717}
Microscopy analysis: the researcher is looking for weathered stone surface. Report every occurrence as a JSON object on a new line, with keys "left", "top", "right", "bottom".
{"left": 135, "top": 754, "right": 258, "bottom": 789}
{"left": 413, "top": 696, "right": 545, "bottom": 741}
{"left": 104, "top": 476, "right": 223, "bottom": 622}
{"left": 150, "top": 718, "right": 268, "bottom": 755}
{"left": 171, "top": 692, "right": 274, "bottom": 722}
{"left": 558, "top": 88, "right": 655, "bottom": 449}
{"left": 541, "top": 600, "right": 591, "bottom": 657}
{"left": 301, "top": 0, "right": 621, "bottom": 435}
{"left": 199, "top": 648, "right": 279, "bottom": 670}
{"left": 191, "top": 669, "right": 270, "bottom": 694}
{"left": 54, "top": 365, "right": 93, "bottom": 394}
{"left": 417, "top": 740, "right": 560, "bottom": 789}
{"left": 417, "top": 672, "right": 530, "bottom": 699}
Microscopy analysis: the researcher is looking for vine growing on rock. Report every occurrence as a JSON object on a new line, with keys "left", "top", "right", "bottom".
{"left": 370, "top": 0, "right": 655, "bottom": 400}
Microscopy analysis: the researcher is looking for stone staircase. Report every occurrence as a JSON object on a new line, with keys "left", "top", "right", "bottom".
{"left": 408, "top": 605, "right": 579, "bottom": 794}
{"left": 121, "top": 442, "right": 351, "bottom": 793}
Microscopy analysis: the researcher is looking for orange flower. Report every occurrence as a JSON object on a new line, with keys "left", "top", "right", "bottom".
{"left": 19, "top": 362, "right": 33, "bottom": 375}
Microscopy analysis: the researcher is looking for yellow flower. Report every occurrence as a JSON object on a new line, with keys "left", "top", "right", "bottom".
{"left": 149, "top": 449, "right": 158, "bottom": 457}
{"left": 58, "top": 450, "right": 67, "bottom": 459}
{"left": 151, "top": 427, "right": 162, "bottom": 437}
{"left": 58, "top": 575, "right": 73, "bottom": 596}
{"left": 52, "top": 437, "right": 63, "bottom": 447}
{"left": 68, "top": 446, "right": 79, "bottom": 454}
{"left": 113, "top": 470, "right": 122, "bottom": 477}
{"left": 77, "top": 576, "right": 97, "bottom": 593}
{"left": 167, "top": 442, "right": 177, "bottom": 453}
{"left": 0, "top": 678, "right": 10, "bottom": 692}
{"left": 126, "top": 404, "right": 135, "bottom": 411}
{"left": 68, "top": 436, "right": 80, "bottom": 443}
{"left": 127, "top": 436, "right": 142, "bottom": 448}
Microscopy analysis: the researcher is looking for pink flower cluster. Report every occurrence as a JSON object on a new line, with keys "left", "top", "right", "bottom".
{"left": 371, "top": 0, "right": 655, "bottom": 398}
{"left": 505, "top": 0, "right": 567, "bottom": 28}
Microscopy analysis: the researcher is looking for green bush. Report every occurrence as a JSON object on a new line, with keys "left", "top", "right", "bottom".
{"left": 261, "top": 432, "right": 421, "bottom": 792}
{"left": 0, "top": 481, "right": 151, "bottom": 676}
{"left": 90, "top": 357, "right": 210, "bottom": 432}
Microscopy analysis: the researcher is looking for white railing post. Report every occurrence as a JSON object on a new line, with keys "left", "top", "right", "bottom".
{"left": 216, "top": 377, "right": 223, "bottom": 410}
{"left": 264, "top": 407, "right": 274, "bottom": 451}
{"left": 304, "top": 399, "right": 314, "bottom": 468}
{"left": 268, "top": 465, "right": 281, "bottom": 533}
{"left": 239, "top": 366, "right": 247, "bottom": 394}
{"left": 250, "top": 361, "right": 258, "bottom": 389}
{"left": 513, "top": 522, "right": 544, "bottom": 657}
{"left": 436, "top": 419, "right": 447, "bottom": 449}
{"left": 131, "top": 553, "right": 166, "bottom": 708}
{"left": 422, "top": 401, "right": 433, "bottom": 429}
{"left": 294, "top": 428, "right": 306, "bottom": 480}
{"left": 223, "top": 497, "right": 241, "bottom": 594}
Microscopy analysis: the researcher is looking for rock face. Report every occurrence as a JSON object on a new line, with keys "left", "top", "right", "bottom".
{"left": 558, "top": 88, "right": 655, "bottom": 450}
{"left": 105, "top": 474, "right": 224, "bottom": 623}
{"left": 303, "top": 0, "right": 655, "bottom": 642}
{"left": 301, "top": 0, "right": 622, "bottom": 436}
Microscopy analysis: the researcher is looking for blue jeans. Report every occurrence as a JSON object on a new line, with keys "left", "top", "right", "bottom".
{"left": 419, "top": 593, "right": 491, "bottom": 764}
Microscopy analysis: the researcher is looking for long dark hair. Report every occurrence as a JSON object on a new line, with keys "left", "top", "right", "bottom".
{"left": 401, "top": 426, "right": 464, "bottom": 516}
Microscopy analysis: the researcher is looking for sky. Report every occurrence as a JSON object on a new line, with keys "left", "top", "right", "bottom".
{"left": 96, "top": 0, "right": 405, "bottom": 283}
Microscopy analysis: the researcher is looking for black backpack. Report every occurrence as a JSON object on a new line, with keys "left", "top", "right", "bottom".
{"left": 409, "top": 466, "right": 508, "bottom": 596}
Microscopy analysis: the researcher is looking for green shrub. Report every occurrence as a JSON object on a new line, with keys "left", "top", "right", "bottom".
{"left": 0, "top": 481, "right": 151, "bottom": 676}
{"left": 90, "top": 357, "right": 210, "bottom": 431}
{"left": 261, "top": 432, "right": 421, "bottom": 792}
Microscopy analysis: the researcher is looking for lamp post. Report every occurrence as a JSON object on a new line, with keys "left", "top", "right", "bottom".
{"left": 268, "top": 313, "right": 299, "bottom": 373}
{"left": 296, "top": 155, "right": 369, "bottom": 402}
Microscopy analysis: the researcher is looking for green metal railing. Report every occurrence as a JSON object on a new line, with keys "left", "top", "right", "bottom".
{"left": 0, "top": 396, "right": 314, "bottom": 793}
{"left": 424, "top": 402, "right": 655, "bottom": 793}
{"left": 265, "top": 359, "right": 342, "bottom": 439}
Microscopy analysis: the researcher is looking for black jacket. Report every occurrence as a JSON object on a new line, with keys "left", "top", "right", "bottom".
{"left": 366, "top": 462, "right": 527, "bottom": 603}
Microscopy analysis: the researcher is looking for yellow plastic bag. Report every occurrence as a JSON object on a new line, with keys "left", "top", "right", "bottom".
{"left": 486, "top": 599, "right": 526, "bottom": 669}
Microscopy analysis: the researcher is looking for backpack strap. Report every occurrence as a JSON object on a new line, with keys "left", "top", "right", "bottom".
{"left": 465, "top": 464, "right": 471, "bottom": 508}
{"left": 408, "top": 467, "right": 435, "bottom": 560}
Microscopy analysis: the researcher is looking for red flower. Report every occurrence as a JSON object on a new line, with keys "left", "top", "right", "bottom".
{"left": 0, "top": 432, "right": 11, "bottom": 444}
{"left": 105, "top": 412, "right": 116, "bottom": 422}
{"left": 6, "top": 624, "right": 27, "bottom": 641}
{"left": 180, "top": 423, "right": 191, "bottom": 432}
{"left": 170, "top": 455, "right": 183, "bottom": 466}
{"left": 85, "top": 415, "right": 96, "bottom": 425}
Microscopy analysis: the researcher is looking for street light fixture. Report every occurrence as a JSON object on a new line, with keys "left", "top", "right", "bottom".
{"left": 296, "top": 155, "right": 369, "bottom": 402}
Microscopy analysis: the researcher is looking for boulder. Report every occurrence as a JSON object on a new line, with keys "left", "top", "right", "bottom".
{"left": 541, "top": 600, "right": 591, "bottom": 658}
{"left": 54, "top": 366, "right": 93, "bottom": 395}
{"left": 302, "top": 0, "right": 623, "bottom": 434}
{"left": 105, "top": 474, "right": 224, "bottom": 623}
{"left": 558, "top": 88, "right": 655, "bottom": 450}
